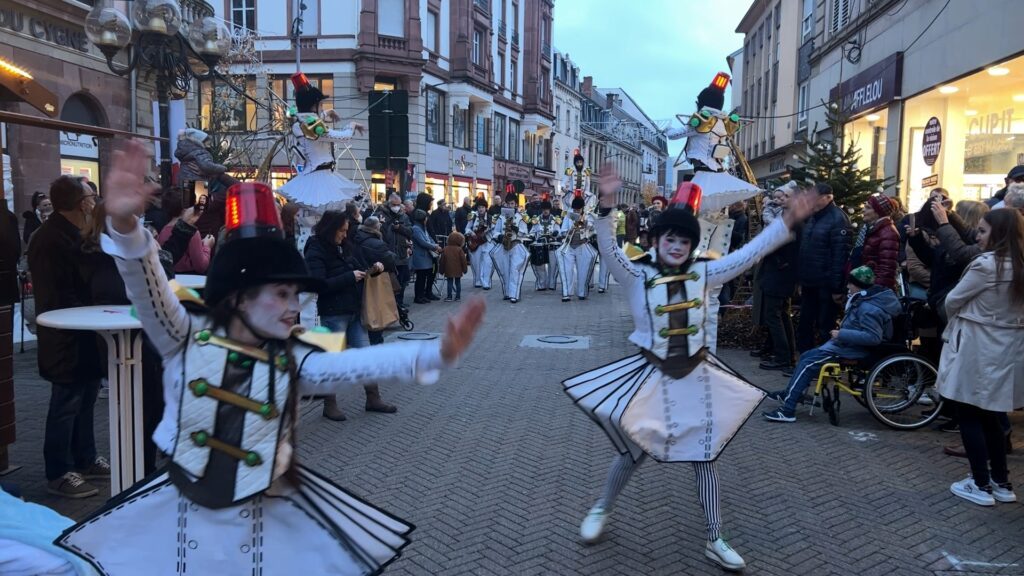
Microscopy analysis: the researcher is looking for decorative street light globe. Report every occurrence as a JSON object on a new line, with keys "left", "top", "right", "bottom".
{"left": 84, "top": 5, "right": 132, "bottom": 57}
{"left": 189, "top": 16, "right": 232, "bottom": 60}
{"left": 132, "top": 0, "right": 182, "bottom": 36}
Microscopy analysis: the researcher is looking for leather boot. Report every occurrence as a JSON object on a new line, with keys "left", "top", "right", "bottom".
{"left": 364, "top": 384, "right": 397, "bottom": 413}
{"left": 322, "top": 396, "right": 346, "bottom": 421}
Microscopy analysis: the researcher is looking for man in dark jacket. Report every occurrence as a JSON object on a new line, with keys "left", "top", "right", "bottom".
{"left": 427, "top": 199, "right": 453, "bottom": 242}
{"left": 453, "top": 197, "right": 471, "bottom": 240}
{"left": 375, "top": 193, "right": 413, "bottom": 305}
{"left": 758, "top": 214, "right": 800, "bottom": 371}
{"left": 26, "top": 175, "right": 107, "bottom": 498}
{"left": 984, "top": 164, "right": 1024, "bottom": 207}
{"left": 796, "top": 183, "right": 851, "bottom": 352}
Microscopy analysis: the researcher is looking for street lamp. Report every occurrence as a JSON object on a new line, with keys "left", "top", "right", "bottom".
{"left": 85, "top": 0, "right": 231, "bottom": 188}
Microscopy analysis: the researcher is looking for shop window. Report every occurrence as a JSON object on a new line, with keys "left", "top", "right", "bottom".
{"left": 831, "top": 0, "right": 850, "bottom": 35}
{"left": 426, "top": 89, "right": 445, "bottom": 144}
{"left": 231, "top": 0, "right": 255, "bottom": 32}
{"left": 845, "top": 114, "right": 887, "bottom": 181}
{"left": 899, "top": 52, "right": 1024, "bottom": 206}
{"left": 198, "top": 78, "right": 258, "bottom": 133}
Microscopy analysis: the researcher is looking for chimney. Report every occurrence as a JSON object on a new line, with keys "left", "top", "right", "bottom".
{"left": 606, "top": 93, "right": 615, "bottom": 109}
{"left": 582, "top": 76, "right": 593, "bottom": 97}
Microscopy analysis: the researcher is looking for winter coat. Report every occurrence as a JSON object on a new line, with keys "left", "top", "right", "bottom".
{"left": 353, "top": 226, "right": 397, "bottom": 274}
{"left": 304, "top": 235, "right": 366, "bottom": 317}
{"left": 21, "top": 210, "right": 40, "bottom": 246}
{"left": 0, "top": 207, "right": 20, "bottom": 306}
{"left": 174, "top": 138, "right": 226, "bottom": 185}
{"left": 427, "top": 208, "right": 453, "bottom": 240}
{"left": 376, "top": 207, "right": 412, "bottom": 266}
{"left": 819, "top": 285, "right": 902, "bottom": 359}
{"left": 26, "top": 212, "right": 102, "bottom": 384}
{"left": 410, "top": 223, "right": 438, "bottom": 271}
{"left": 860, "top": 217, "right": 900, "bottom": 289}
{"left": 625, "top": 209, "right": 640, "bottom": 242}
{"left": 453, "top": 205, "right": 471, "bottom": 238}
{"left": 937, "top": 253, "right": 1024, "bottom": 411}
{"left": 934, "top": 216, "right": 982, "bottom": 269}
{"left": 157, "top": 220, "right": 211, "bottom": 274}
{"left": 759, "top": 235, "right": 799, "bottom": 298}
{"left": 798, "top": 202, "right": 851, "bottom": 293}
{"left": 908, "top": 225, "right": 969, "bottom": 320}
{"left": 438, "top": 232, "right": 468, "bottom": 278}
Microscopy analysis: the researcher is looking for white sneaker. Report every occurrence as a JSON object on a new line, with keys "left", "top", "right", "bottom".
{"left": 990, "top": 482, "right": 1017, "bottom": 503}
{"left": 950, "top": 476, "right": 995, "bottom": 506}
{"left": 579, "top": 506, "right": 608, "bottom": 544}
{"left": 705, "top": 538, "right": 746, "bottom": 571}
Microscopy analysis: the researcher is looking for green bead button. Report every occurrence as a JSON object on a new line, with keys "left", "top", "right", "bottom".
{"left": 259, "top": 403, "right": 273, "bottom": 418}
{"left": 275, "top": 355, "right": 288, "bottom": 370}
{"left": 193, "top": 380, "right": 209, "bottom": 396}
{"left": 244, "top": 451, "right": 262, "bottom": 467}
{"left": 195, "top": 330, "right": 211, "bottom": 343}
{"left": 240, "top": 359, "right": 253, "bottom": 369}
{"left": 659, "top": 327, "right": 669, "bottom": 338}
{"left": 227, "top": 351, "right": 240, "bottom": 363}
{"left": 192, "top": 431, "right": 208, "bottom": 446}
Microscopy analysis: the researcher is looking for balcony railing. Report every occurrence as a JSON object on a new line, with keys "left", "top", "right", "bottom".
{"left": 512, "top": 31, "right": 519, "bottom": 45}
{"left": 498, "top": 19, "right": 506, "bottom": 39}
{"left": 542, "top": 42, "right": 551, "bottom": 60}
{"left": 378, "top": 35, "right": 407, "bottom": 51}
{"left": 473, "top": 0, "right": 490, "bottom": 14}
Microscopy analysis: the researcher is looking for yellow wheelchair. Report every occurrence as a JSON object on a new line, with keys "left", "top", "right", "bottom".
{"left": 808, "top": 343, "right": 943, "bottom": 430}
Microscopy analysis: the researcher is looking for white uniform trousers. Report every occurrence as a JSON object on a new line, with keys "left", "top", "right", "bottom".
{"left": 557, "top": 243, "right": 598, "bottom": 299}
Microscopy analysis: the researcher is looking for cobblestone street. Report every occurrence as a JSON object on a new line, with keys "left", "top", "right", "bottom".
{"left": 8, "top": 276, "right": 1024, "bottom": 575}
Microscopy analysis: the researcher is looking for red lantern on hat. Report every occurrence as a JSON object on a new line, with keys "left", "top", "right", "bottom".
{"left": 670, "top": 181, "right": 703, "bottom": 214}
{"left": 224, "top": 182, "right": 284, "bottom": 240}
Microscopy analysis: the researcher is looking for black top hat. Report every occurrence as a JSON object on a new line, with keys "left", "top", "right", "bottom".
{"left": 292, "top": 72, "right": 326, "bottom": 113}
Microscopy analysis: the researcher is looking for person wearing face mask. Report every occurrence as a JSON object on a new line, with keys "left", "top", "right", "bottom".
{"left": 26, "top": 175, "right": 107, "bottom": 499}
{"left": 375, "top": 193, "right": 413, "bottom": 305}
{"left": 56, "top": 141, "right": 487, "bottom": 574}
{"left": 566, "top": 169, "right": 815, "bottom": 571}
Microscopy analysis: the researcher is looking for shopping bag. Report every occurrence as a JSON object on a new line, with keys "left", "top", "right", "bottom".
{"left": 362, "top": 272, "right": 400, "bottom": 331}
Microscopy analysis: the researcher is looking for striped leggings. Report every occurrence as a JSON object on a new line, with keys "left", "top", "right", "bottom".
{"left": 596, "top": 453, "right": 722, "bottom": 541}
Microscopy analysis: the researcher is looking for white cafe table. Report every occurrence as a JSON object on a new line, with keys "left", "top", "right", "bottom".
{"left": 37, "top": 305, "right": 145, "bottom": 496}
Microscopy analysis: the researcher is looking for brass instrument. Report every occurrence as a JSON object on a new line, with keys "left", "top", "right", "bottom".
{"left": 565, "top": 212, "right": 590, "bottom": 248}
{"left": 501, "top": 214, "right": 519, "bottom": 251}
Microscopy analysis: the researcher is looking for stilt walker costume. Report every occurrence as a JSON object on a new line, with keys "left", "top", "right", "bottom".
{"left": 278, "top": 72, "right": 363, "bottom": 213}
{"left": 529, "top": 201, "right": 562, "bottom": 291}
{"left": 565, "top": 177, "right": 810, "bottom": 571}
{"left": 562, "top": 149, "right": 596, "bottom": 213}
{"left": 489, "top": 193, "right": 530, "bottom": 303}
{"left": 57, "top": 171, "right": 484, "bottom": 575}
{"left": 464, "top": 199, "right": 495, "bottom": 290}
{"left": 557, "top": 196, "right": 598, "bottom": 302}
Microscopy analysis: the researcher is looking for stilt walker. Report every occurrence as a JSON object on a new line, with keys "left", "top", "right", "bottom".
{"left": 465, "top": 199, "right": 495, "bottom": 290}
{"left": 489, "top": 192, "right": 530, "bottom": 303}
{"left": 56, "top": 141, "right": 486, "bottom": 575}
{"left": 561, "top": 148, "right": 595, "bottom": 213}
{"left": 565, "top": 167, "right": 814, "bottom": 571}
{"left": 556, "top": 196, "right": 598, "bottom": 302}
{"left": 529, "top": 200, "right": 561, "bottom": 291}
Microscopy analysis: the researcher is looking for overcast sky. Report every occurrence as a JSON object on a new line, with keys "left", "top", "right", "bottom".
{"left": 553, "top": 0, "right": 750, "bottom": 173}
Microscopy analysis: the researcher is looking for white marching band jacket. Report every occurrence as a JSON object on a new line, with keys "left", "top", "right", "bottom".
{"left": 291, "top": 112, "right": 355, "bottom": 170}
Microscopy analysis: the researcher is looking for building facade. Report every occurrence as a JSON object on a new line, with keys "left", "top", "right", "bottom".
{"left": 552, "top": 49, "right": 582, "bottom": 200}
{"left": 802, "top": 0, "right": 1024, "bottom": 208}
{"left": 735, "top": 0, "right": 802, "bottom": 183}
{"left": 604, "top": 87, "right": 669, "bottom": 203}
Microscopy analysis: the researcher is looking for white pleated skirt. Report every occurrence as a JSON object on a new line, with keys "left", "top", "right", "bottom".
{"left": 563, "top": 353, "right": 766, "bottom": 462}
{"left": 57, "top": 466, "right": 412, "bottom": 576}
{"left": 278, "top": 170, "right": 361, "bottom": 212}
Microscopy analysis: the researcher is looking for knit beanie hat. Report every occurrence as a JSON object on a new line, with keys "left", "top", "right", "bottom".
{"left": 848, "top": 265, "right": 875, "bottom": 289}
{"left": 867, "top": 194, "right": 895, "bottom": 218}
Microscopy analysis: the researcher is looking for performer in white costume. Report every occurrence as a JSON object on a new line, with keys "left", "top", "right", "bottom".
{"left": 557, "top": 196, "right": 598, "bottom": 302}
{"left": 56, "top": 141, "right": 486, "bottom": 576}
{"left": 464, "top": 198, "right": 495, "bottom": 290}
{"left": 529, "top": 200, "right": 562, "bottom": 291}
{"left": 489, "top": 192, "right": 530, "bottom": 303}
{"left": 561, "top": 149, "right": 596, "bottom": 213}
{"left": 278, "top": 72, "right": 364, "bottom": 212}
{"left": 565, "top": 168, "right": 814, "bottom": 572}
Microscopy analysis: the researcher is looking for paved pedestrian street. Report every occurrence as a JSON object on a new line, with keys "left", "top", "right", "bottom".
{"left": 8, "top": 279, "right": 1024, "bottom": 575}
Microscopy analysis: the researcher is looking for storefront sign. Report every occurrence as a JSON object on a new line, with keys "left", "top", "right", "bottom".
{"left": 0, "top": 3, "right": 89, "bottom": 53}
{"left": 829, "top": 52, "right": 902, "bottom": 117}
{"left": 922, "top": 117, "right": 941, "bottom": 167}
{"left": 59, "top": 131, "right": 98, "bottom": 159}
{"left": 507, "top": 164, "right": 531, "bottom": 180}
{"left": 921, "top": 174, "right": 939, "bottom": 188}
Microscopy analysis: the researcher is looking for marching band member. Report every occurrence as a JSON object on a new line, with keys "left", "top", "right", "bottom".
{"left": 556, "top": 196, "right": 598, "bottom": 302}
{"left": 562, "top": 149, "right": 596, "bottom": 213}
{"left": 57, "top": 141, "right": 486, "bottom": 575}
{"left": 529, "top": 200, "right": 562, "bottom": 291}
{"left": 565, "top": 167, "right": 813, "bottom": 572}
{"left": 465, "top": 198, "right": 495, "bottom": 290}
{"left": 489, "top": 192, "right": 530, "bottom": 303}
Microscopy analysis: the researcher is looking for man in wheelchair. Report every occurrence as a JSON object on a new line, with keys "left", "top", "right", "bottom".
{"left": 763, "top": 266, "right": 902, "bottom": 422}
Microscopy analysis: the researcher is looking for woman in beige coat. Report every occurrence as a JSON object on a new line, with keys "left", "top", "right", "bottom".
{"left": 938, "top": 208, "right": 1024, "bottom": 507}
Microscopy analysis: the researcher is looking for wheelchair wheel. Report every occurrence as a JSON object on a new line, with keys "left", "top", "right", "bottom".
{"left": 401, "top": 318, "right": 414, "bottom": 331}
{"left": 864, "top": 354, "right": 942, "bottom": 430}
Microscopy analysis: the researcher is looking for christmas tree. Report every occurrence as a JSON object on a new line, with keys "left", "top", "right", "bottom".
{"left": 789, "top": 104, "right": 894, "bottom": 223}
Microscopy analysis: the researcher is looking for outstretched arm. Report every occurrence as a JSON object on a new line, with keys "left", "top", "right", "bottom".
{"left": 594, "top": 166, "right": 643, "bottom": 287}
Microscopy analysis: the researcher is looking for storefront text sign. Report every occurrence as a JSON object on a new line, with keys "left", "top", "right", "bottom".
{"left": 507, "top": 164, "right": 531, "bottom": 180}
{"left": 59, "top": 132, "right": 99, "bottom": 159}
{"left": 922, "top": 117, "right": 941, "bottom": 167}
{"left": 0, "top": 3, "right": 89, "bottom": 53}
{"left": 829, "top": 53, "right": 902, "bottom": 117}
{"left": 921, "top": 174, "right": 939, "bottom": 188}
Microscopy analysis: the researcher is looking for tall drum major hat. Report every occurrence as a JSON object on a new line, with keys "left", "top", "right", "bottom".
{"left": 291, "top": 72, "right": 327, "bottom": 113}
{"left": 573, "top": 148, "right": 585, "bottom": 169}
{"left": 696, "top": 72, "right": 729, "bottom": 111}
{"left": 649, "top": 181, "right": 703, "bottom": 249}
{"left": 204, "top": 182, "right": 325, "bottom": 306}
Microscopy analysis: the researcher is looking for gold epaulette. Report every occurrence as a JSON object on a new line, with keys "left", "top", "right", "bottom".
{"left": 291, "top": 326, "right": 347, "bottom": 353}
{"left": 623, "top": 242, "right": 647, "bottom": 261}
{"left": 171, "top": 280, "right": 205, "bottom": 306}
